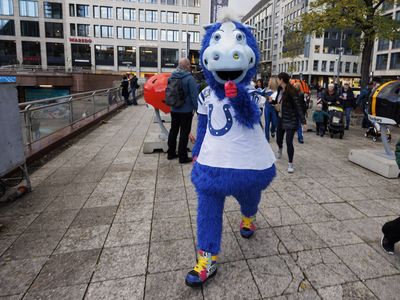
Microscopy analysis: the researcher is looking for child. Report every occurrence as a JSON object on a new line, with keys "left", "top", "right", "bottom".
{"left": 381, "top": 139, "right": 400, "bottom": 255}
{"left": 312, "top": 104, "right": 329, "bottom": 137}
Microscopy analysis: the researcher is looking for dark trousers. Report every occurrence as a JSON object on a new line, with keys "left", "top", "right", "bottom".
{"left": 382, "top": 217, "right": 400, "bottom": 244}
{"left": 167, "top": 111, "right": 193, "bottom": 160}
{"left": 276, "top": 118, "right": 296, "bottom": 163}
{"left": 130, "top": 88, "right": 137, "bottom": 105}
{"left": 345, "top": 107, "right": 352, "bottom": 129}
{"left": 316, "top": 122, "right": 325, "bottom": 136}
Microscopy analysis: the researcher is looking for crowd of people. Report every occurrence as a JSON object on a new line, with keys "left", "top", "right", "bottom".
{"left": 120, "top": 74, "right": 140, "bottom": 106}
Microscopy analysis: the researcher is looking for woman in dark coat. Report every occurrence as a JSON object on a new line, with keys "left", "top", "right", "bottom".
{"left": 120, "top": 75, "right": 130, "bottom": 105}
{"left": 274, "top": 72, "right": 307, "bottom": 173}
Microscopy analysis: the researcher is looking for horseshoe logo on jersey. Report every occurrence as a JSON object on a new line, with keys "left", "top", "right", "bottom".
{"left": 208, "top": 104, "right": 233, "bottom": 136}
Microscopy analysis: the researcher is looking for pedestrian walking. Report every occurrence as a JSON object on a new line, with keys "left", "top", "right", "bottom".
{"left": 339, "top": 81, "right": 355, "bottom": 130}
{"left": 312, "top": 103, "right": 330, "bottom": 137}
{"left": 357, "top": 81, "right": 374, "bottom": 128}
{"left": 320, "top": 83, "right": 339, "bottom": 130}
{"left": 275, "top": 72, "right": 307, "bottom": 173}
{"left": 381, "top": 139, "right": 400, "bottom": 255}
{"left": 293, "top": 82, "right": 307, "bottom": 144}
{"left": 129, "top": 74, "right": 139, "bottom": 106}
{"left": 166, "top": 58, "right": 198, "bottom": 164}
{"left": 264, "top": 77, "right": 279, "bottom": 142}
{"left": 120, "top": 75, "right": 130, "bottom": 105}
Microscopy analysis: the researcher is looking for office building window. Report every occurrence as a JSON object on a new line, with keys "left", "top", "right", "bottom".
{"left": 160, "top": 29, "right": 179, "bottom": 42}
{"left": 0, "top": 0, "right": 13, "bottom": 15}
{"left": 345, "top": 62, "right": 350, "bottom": 73}
{"left": 161, "top": 48, "right": 178, "bottom": 68}
{"left": 69, "top": 4, "right": 75, "bottom": 16}
{"left": 123, "top": 8, "right": 136, "bottom": 21}
{"left": 94, "top": 25, "right": 113, "bottom": 38}
{"left": 94, "top": 6, "right": 112, "bottom": 19}
{"left": 95, "top": 45, "right": 114, "bottom": 66}
{"left": 390, "top": 52, "right": 400, "bottom": 69}
{"left": 71, "top": 43, "right": 91, "bottom": 66}
{"left": 0, "top": 19, "right": 14, "bottom": 35}
{"left": 70, "top": 23, "right": 76, "bottom": 36}
{"left": 353, "top": 63, "right": 358, "bottom": 73}
{"left": 46, "top": 42, "right": 64, "bottom": 66}
{"left": 188, "top": 0, "right": 200, "bottom": 7}
{"left": 321, "top": 60, "right": 327, "bottom": 72}
{"left": 20, "top": 20, "right": 39, "bottom": 36}
{"left": 162, "top": 11, "right": 179, "bottom": 23}
{"left": 118, "top": 46, "right": 136, "bottom": 67}
{"left": 187, "top": 13, "right": 200, "bottom": 25}
{"left": 117, "top": 27, "right": 136, "bottom": 39}
{"left": 139, "top": 28, "right": 157, "bottom": 41}
{"left": 314, "top": 45, "right": 320, "bottom": 53}
{"left": 376, "top": 54, "right": 388, "bottom": 70}
{"left": 377, "top": 39, "right": 390, "bottom": 51}
{"left": 0, "top": 40, "right": 16, "bottom": 65}
{"left": 77, "top": 24, "right": 89, "bottom": 37}
{"left": 329, "top": 61, "right": 335, "bottom": 72}
{"left": 19, "top": 0, "right": 38, "bottom": 17}
{"left": 182, "top": 31, "right": 200, "bottom": 43}
{"left": 313, "top": 60, "right": 319, "bottom": 71}
{"left": 146, "top": 10, "right": 157, "bottom": 22}
{"left": 76, "top": 4, "right": 89, "bottom": 17}
{"left": 22, "top": 41, "right": 41, "bottom": 65}
{"left": 140, "top": 47, "right": 157, "bottom": 67}
{"left": 161, "top": 0, "right": 177, "bottom": 4}
{"left": 393, "top": 39, "right": 400, "bottom": 49}
{"left": 45, "top": 22, "right": 63, "bottom": 38}
{"left": 44, "top": 2, "right": 62, "bottom": 18}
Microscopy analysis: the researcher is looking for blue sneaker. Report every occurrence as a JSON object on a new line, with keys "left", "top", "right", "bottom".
{"left": 185, "top": 250, "right": 217, "bottom": 287}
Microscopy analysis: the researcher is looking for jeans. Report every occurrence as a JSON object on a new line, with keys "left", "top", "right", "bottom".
{"left": 276, "top": 118, "right": 296, "bottom": 163}
{"left": 297, "top": 118, "right": 303, "bottom": 141}
{"left": 264, "top": 104, "right": 277, "bottom": 142}
{"left": 316, "top": 122, "right": 325, "bottom": 136}
{"left": 345, "top": 107, "right": 352, "bottom": 129}
{"left": 382, "top": 217, "right": 400, "bottom": 244}
{"left": 167, "top": 111, "right": 193, "bottom": 160}
{"left": 130, "top": 88, "right": 137, "bottom": 105}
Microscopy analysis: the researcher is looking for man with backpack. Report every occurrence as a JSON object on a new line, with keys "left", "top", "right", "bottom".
{"left": 166, "top": 58, "right": 198, "bottom": 164}
{"left": 129, "top": 74, "right": 140, "bottom": 106}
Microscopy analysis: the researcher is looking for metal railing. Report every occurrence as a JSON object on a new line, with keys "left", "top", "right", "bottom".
{"left": 19, "top": 87, "right": 128, "bottom": 146}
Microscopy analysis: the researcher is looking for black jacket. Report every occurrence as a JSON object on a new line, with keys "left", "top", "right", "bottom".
{"left": 276, "top": 85, "right": 306, "bottom": 130}
{"left": 321, "top": 90, "right": 339, "bottom": 110}
{"left": 130, "top": 77, "right": 139, "bottom": 89}
{"left": 121, "top": 79, "right": 129, "bottom": 97}
{"left": 339, "top": 88, "right": 355, "bottom": 109}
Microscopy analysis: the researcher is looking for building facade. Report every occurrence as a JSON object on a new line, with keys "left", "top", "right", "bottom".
{"left": 371, "top": 1, "right": 400, "bottom": 81}
{"left": 210, "top": 0, "right": 228, "bottom": 23}
{"left": 0, "top": 0, "right": 211, "bottom": 78}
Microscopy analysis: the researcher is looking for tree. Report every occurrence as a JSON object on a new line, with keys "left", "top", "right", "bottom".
{"left": 298, "top": 0, "right": 400, "bottom": 87}
{"left": 282, "top": 26, "right": 303, "bottom": 76}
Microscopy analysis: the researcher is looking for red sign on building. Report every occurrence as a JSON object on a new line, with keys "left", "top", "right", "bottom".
{"left": 69, "top": 37, "right": 92, "bottom": 43}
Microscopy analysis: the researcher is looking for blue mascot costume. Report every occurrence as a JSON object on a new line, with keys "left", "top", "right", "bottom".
{"left": 185, "top": 12, "right": 276, "bottom": 287}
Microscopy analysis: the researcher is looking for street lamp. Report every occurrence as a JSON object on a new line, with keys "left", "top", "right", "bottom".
{"left": 335, "top": 30, "right": 344, "bottom": 86}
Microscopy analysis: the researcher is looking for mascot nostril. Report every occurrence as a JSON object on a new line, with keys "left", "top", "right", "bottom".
{"left": 213, "top": 54, "right": 220, "bottom": 61}
{"left": 185, "top": 9, "right": 276, "bottom": 288}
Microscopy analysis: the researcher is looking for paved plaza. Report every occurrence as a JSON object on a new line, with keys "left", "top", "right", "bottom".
{"left": 0, "top": 99, "right": 400, "bottom": 299}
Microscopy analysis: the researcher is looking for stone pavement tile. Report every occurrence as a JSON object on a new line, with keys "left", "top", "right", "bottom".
{"left": 156, "top": 175, "right": 185, "bottom": 190}
{"left": 185, "top": 186, "right": 197, "bottom": 200}
{"left": 0, "top": 214, "right": 38, "bottom": 236}
{"left": 61, "top": 182, "right": 98, "bottom": 197}
{"left": 305, "top": 188, "right": 342, "bottom": 204}
{"left": 71, "top": 206, "right": 117, "bottom": 228}
{"left": 274, "top": 224, "right": 327, "bottom": 253}
{"left": 260, "top": 191, "right": 288, "bottom": 208}
{"left": 249, "top": 254, "right": 312, "bottom": 298}
{"left": 342, "top": 218, "right": 382, "bottom": 243}
{"left": 30, "top": 249, "right": 100, "bottom": 291}
{"left": 225, "top": 210, "right": 270, "bottom": 230}
{"left": 86, "top": 276, "right": 145, "bottom": 300}
{"left": 292, "top": 248, "right": 357, "bottom": 289}
{"left": 153, "top": 200, "right": 189, "bottom": 219}
{"left": 191, "top": 214, "right": 232, "bottom": 235}
{"left": 155, "top": 187, "right": 188, "bottom": 202}
{"left": 92, "top": 244, "right": 148, "bottom": 282}
{"left": 265, "top": 289, "right": 320, "bottom": 300}
{"left": 26, "top": 210, "right": 78, "bottom": 233}
{"left": 107, "top": 163, "right": 134, "bottom": 173}
{"left": 368, "top": 241, "right": 400, "bottom": 272}
{"left": 101, "top": 171, "right": 131, "bottom": 183}
{"left": 2, "top": 229, "right": 65, "bottom": 260}
{"left": 105, "top": 221, "right": 151, "bottom": 247}
{"left": 84, "top": 191, "right": 124, "bottom": 208}
{"left": 354, "top": 186, "right": 395, "bottom": 200}
{"left": 203, "top": 260, "right": 261, "bottom": 300}
{"left": 332, "top": 243, "right": 399, "bottom": 280}
{"left": 113, "top": 202, "right": 153, "bottom": 223}
{"left": 45, "top": 173, "right": 76, "bottom": 186}
{"left": 318, "top": 282, "right": 377, "bottom": 300}
{"left": 235, "top": 228, "right": 286, "bottom": 259}
{"left": 145, "top": 269, "right": 202, "bottom": 300}
{"left": 260, "top": 206, "right": 303, "bottom": 227}
{"left": 0, "top": 294, "right": 22, "bottom": 299}
{"left": 24, "top": 284, "right": 87, "bottom": 300}
{"left": 269, "top": 179, "right": 297, "bottom": 193}
{"left": 223, "top": 197, "right": 241, "bottom": 212}
{"left": 148, "top": 239, "right": 194, "bottom": 274}
{"left": 0, "top": 235, "right": 18, "bottom": 257}
{"left": 151, "top": 217, "right": 192, "bottom": 242}
{"left": 72, "top": 170, "right": 107, "bottom": 183}
{"left": 365, "top": 275, "right": 400, "bottom": 300}
{"left": 45, "top": 194, "right": 88, "bottom": 212}
{"left": 54, "top": 225, "right": 109, "bottom": 254}
{"left": 157, "top": 165, "right": 183, "bottom": 178}
{"left": 322, "top": 203, "right": 365, "bottom": 221}
{"left": 349, "top": 200, "right": 396, "bottom": 217}
{"left": 294, "top": 178, "right": 324, "bottom": 190}
{"left": 278, "top": 190, "right": 316, "bottom": 206}
{"left": 329, "top": 187, "right": 367, "bottom": 201}
{"left": 376, "top": 198, "right": 400, "bottom": 215}
{"left": 292, "top": 204, "right": 335, "bottom": 223}
{"left": 0, "top": 258, "right": 47, "bottom": 296}
{"left": 309, "top": 221, "right": 363, "bottom": 246}
{"left": 218, "top": 232, "right": 244, "bottom": 263}
{"left": 0, "top": 196, "right": 54, "bottom": 217}
{"left": 120, "top": 189, "right": 155, "bottom": 205}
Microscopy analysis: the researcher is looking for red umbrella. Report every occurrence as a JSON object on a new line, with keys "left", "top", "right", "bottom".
{"left": 144, "top": 73, "right": 171, "bottom": 114}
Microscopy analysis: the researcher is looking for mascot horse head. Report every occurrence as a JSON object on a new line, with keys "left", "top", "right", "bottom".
{"left": 200, "top": 14, "right": 261, "bottom": 128}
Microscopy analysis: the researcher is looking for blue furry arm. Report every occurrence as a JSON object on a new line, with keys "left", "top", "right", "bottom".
{"left": 192, "top": 114, "right": 207, "bottom": 158}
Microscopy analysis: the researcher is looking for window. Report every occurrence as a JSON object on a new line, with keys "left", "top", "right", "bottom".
{"left": 140, "top": 28, "right": 157, "bottom": 41}
{"left": 140, "top": 47, "right": 157, "bottom": 67}
{"left": 76, "top": 4, "right": 89, "bottom": 17}
{"left": 161, "top": 48, "right": 178, "bottom": 68}
{"left": 77, "top": 24, "right": 89, "bottom": 37}
{"left": 139, "top": 9, "right": 144, "bottom": 21}
{"left": 161, "top": 0, "right": 177, "bottom": 4}
{"left": 44, "top": 2, "right": 62, "bottom": 19}
{"left": 94, "top": 25, "right": 113, "bottom": 38}
{"left": 20, "top": 20, "right": 39, "bottom": 36}
{"left": 160, "top": 29, "right": 179, "bottom": 42}
{"left": 123, "top": 8, "right": 136, "bottom": 21}
{"left": 329, "top": 61, "right": 335, "bottom": 72}
{"left": 353, "top": 63, "right": 358, "bottom": 73}
{"left": 46, "top": 42, "right": 64, "bottom": 66}
{"left": 69, "top": 4, "right": 75, "bottom": 16}
{"left": 0, "top": 19, "right": 14, "bottom": 35}
{"left": 95, "top": 45, "right": 114, "bottom": 66}
{"left": 45, "top": 22, "right": 63, "bottom": 38}
{"left": 118, "top": 46, "right": 136, "bottom": 67}
{"left": 314, "top": 45, "right": 320, "bottom": 53}
{"left": 162, "top": 11, "right": 179, "bottom": 23}
{"left": 22, "top": 41, "right": 41, "bottom": 65}
{"left": 70, "top": 23, "right": 76, "bottom": 36}
{"left": 390, "top": 52, "right": 400, "bottom": 69}
{"left": 182, "top": 31, "right": 200, "bottom": 43}
{"left": 0, "top": 40, "right": 16, "bottom": 65}
{"left": 95, "top": 6, "right": 112, "bottom": 19}
{"left": 0, "top": 0, "right": 13, "bottom": 15}
{"left": 313, "top": 60, "right": 319, "bottom": 71}
{"left": 71, "top": 43, "right": 91, "bottom": 66}
{"left": 20, "top": 0, "right": 38, "bottom": 17}
{"left": 117, "top": 27, "right": 136, "bottom": 39}
{"left": 345, "top": 62, "right": 351, "bottom": 73}
{"left": 187, "top": 13, "right": 200, "bottom": 25}
{"left": 377, "top": 39, "right": 390, "bottom": 51}
{"left": 145, "top": 10, "right": 157, "bottom": 22}
{"left": 393, "top": 39, "right": 400, "bottom": 49}
{"left": 338, "top": 61, "right": 343, "bottom": 73}
{"left": 188, "top": 0, "right": 200, "bottom": 7}
{"left": 376, "top": 54, "right": 388, "bottom": 70}
{"left": 321, "top": 60, "right": 327, "bottom": 72}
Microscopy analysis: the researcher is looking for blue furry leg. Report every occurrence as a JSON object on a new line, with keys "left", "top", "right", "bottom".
{"left": 233, "top": 189, "right": 262, "bottom": 218}
{"left": 197, "top": 191, "right": 225, "bottom": 254}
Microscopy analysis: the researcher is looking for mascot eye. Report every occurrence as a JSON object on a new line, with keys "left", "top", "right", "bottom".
{"left": 213, "top": 33, "right": 221, "bottom": 42}
{"left": 236, "top": 32, "right": 244, "bottom": 42}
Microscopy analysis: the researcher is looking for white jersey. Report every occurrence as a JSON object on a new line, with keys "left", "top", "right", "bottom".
{"left": 196, "top": 86, "right": 276, "bottom": 170}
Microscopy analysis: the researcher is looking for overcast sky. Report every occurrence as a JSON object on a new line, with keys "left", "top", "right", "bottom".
{"left": 227, "top": 0, "right": 259, "bottom": 17}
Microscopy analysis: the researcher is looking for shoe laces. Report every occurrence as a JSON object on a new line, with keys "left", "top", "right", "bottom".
{"left": 193, "top": 254, "right": 209, "bottom": 273}
{"left": 241, "top": 216, "right": 255, "bottom": 229}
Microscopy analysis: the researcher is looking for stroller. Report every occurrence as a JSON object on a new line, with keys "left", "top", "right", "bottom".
{"left": 365, "top": 119, "right": 392, "bottom": 142}
{"left": 328, "top": 106, "right": 345, "bottom": 139}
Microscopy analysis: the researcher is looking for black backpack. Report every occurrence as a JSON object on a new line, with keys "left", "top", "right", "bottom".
{"left": 165, "top": 75, "right": 188, "bottom": 108}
